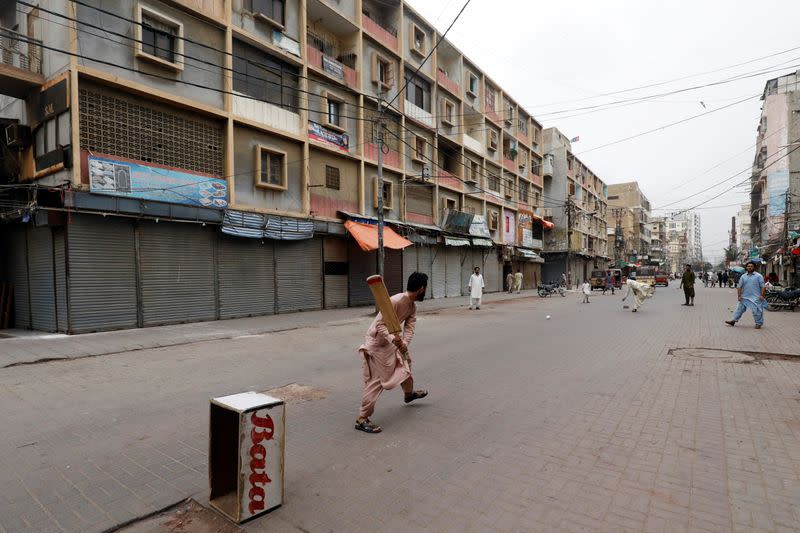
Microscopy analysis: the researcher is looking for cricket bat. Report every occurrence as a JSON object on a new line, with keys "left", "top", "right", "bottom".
{"left": 366, "top": 275, "right": 409, "bottom": 361}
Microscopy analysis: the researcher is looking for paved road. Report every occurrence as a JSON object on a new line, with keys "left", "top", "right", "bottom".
{"left": 1, "top": 284, "right": 799, "bottom": 532}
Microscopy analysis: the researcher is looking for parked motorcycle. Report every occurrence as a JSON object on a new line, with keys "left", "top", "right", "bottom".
{"left": 538, "top": 282, "right": 566, "bottom": 298}
{"left": 765, "top": 287, "right": 800, "bottom": 311}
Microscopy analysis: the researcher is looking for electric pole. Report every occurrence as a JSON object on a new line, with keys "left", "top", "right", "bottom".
{"left": 565, "top": 198, "right": 573, "bottom": 288}
{"left": 376, "top": 95, "right": 385, "bottom": 278}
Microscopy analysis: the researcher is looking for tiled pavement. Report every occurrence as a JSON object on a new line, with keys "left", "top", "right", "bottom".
{"left": 0, "top": 284, "right": 799, "bottom": 532}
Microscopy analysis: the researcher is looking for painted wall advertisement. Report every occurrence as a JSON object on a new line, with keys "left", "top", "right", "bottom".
{"left": 518, "top": 210, "right": 534, "bottom": 248}
{"left": 308, "top": 121, "right": 349, "bottom": 151}
{"left": 88, "top": 155, "right": 228, "bottom": 209}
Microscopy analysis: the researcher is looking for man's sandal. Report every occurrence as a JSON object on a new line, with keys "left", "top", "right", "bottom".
{"left": 355, "top": 418, "right": 382, "bottom": 433}
{"left": 404, "top": 390, "right": 428, "bottom": 404}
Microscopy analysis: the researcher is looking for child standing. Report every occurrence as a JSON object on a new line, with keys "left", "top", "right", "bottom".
{"left": 582, "top": 281, "right": 591, "bottom": 303}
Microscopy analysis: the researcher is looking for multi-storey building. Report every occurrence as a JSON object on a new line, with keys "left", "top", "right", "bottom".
{"left": 541, "top": 128, "right": 609, "bottom": 287}
{"left": 648, "top": 216, "right": 667, "bottom": 267}
{"left": 735, "top": 203, "right": 752, "bottom": 262}
{"left": 0, "top": 0, "right": 554, "bottom": 332}
{"left": 750, "top": 71, "right": 800, "bottom": 285}
{"left": 606, "top": 182, "right": 651, "bottom": 265}
{"left": 664, "top": 211, "right": 701, "bottom": 273}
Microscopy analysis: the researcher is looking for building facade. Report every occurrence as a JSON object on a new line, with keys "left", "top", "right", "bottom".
{"left": 0, "top": 0, "right": 554, "bottom": 332}
{"left": 541, "top": 128, "right": 609, "bottom": 287}
{"left": 735, "top": 203, "right": 751, "bottom": 262}
{"left": 606, "top": 182, "right": 651, "bottom": 266}
{"left": 750, "top": 71, "right": 800, "bottom": 285}
{"left": 663, "top": 211, "right": 701, "bottom": 274}
{"left": 648, "top": 216, "right": 667, "bottom": 268}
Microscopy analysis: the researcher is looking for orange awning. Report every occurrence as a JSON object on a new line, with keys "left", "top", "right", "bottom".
{"left": 344, "top": 220, "right": 413, "bottom": 252}
{"left": 533, "top": 214, "right": 554, "bottom": 229}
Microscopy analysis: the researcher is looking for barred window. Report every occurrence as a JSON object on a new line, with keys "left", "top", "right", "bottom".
{"left": 78, "top": 87, "right": 223, "bottom": 176}
{"left": 325, "top": 165, "right": 340, "bottom": 190}
{"left": 233, "top": 39, "right": 299, "bottom": 111}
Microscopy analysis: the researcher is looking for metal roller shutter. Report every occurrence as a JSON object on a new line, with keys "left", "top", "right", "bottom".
{"left": 53, "top": 228, "right": 67, "bottom": 332}
{"left": 431, "top": 245, "right": 446, "bottom": 299}
{"left": 445, "top": 247, "right": 461, "bottom": 297}
{"left": 385, "top": 248, "right": 404, "bottom": 295}
{"left": 484, "top": 249, "right": 501, "bottom": 293}
{"left": 67, "top": 216, "right": 137, "bottom": 332}
{"left": 139, "top": 222, "right": 216, "bottom": 326}
{"left": 461, "top": 248, "right": 478, "bottom": 296}
{"left": 348, "top": 241, "right": 375, "bottom": 307}
{"left": 9, "top": 227, "right": 30, "bottom": 329}
{"left": 523, "top": 263, "right": 537, "bottom": 290}
{"left": 276, "top": 239, "right": 322, "bottom": 313}
{"left": 28, "top": 226, "right": 56, "bottom": 332}
{"left": 402, "top": 246, "right": 418, "bottom": 281}
{"left": 416, "top": 245, "right": 432, "bottom": 284}
{"left": 323, "top": 237, "right": 348, "bottom": 309}
{"left": 218, "top": 236, "right": 275, "bottom": 319}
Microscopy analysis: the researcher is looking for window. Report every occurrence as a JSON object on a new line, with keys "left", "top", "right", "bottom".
{"left": 488, "top": 174, "right": 500, "bottom": 192}
{"left": 608, "top": 195, "right": 619, "bottom": 200}
{"left": 468, "top": 160, "right": 479, "bottom": 183}
{"left": 518, "top": 117, "right": 528, "bottom": 136}
{"left": 467, "top": 72, "right": 479, "bottom": 97}
{"left": 504, "top": 102, "right": 513, "bottom": 125}
{"left": 323, "top": 92, "right": 345, "bottom": 131}
{"left": 410, "top": 24, "right": 426, "bottom": 56}
{"left": 441, "top": 99, "right": 455, "bottom": 126}
{"left": 412, "top": 134, "right": 426, "bottom": 162}
{"left": 373, "top": 178, "right": 393, "bottom": 209}
{"left": 487, "top": 129, "right": 498, "bottom": 151}
{"left": 519, "top": 180, "right": 529, "bottom": 203}
{"left": 372, "top": 53, "right": 393, "bottom": 90}
{"left": 443, "top": 197, "right": 457, "bottom": 211}
{"left": 233, "top": 39, "right": 299, "bottom": 110}
{"left": 135, "top": 7, "right": 184, "bottom": 71}
{"left": 485, "top": 88, "right": 496, "bottom": 111}
{"left": 324, "top": 165, "right": 340, "bottom": 189}
{"left": 531, "top": 158, "right": 540, "bottom": 176}
{"left": 488, "top": 210, "right": 499, "bottom": 230}
{"left": 504, "top": 179, "right": 514, "bottom": 199}
{"left": 256, "top": 146, "right": 287, "bottom": 190}
{"left": 246, "top": 0, "right": 285, "bottom": 27}
{"left": 404, "top": 71, "right": 431, "bottom": 111}
{"left": 567, "top": 157, "right": 573, "bottom": 170}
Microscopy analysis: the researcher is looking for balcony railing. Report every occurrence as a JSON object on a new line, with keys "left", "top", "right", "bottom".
{"left": 362, "top": 12, "right": 398, "bottom": 51}
{"left": 0, "top": 26, "right": 44, "bottom": 97}
{"left": 502, "top": 157, "right": 516, "bottom": 172}
{"left": 437, "top": 170, "right": 462, "bottom": 190}
{"left": 306, "top": 45, "right": 357, "bottom": 87}
{"left": 437, "top": 68, "right": 460, "bottom": 95}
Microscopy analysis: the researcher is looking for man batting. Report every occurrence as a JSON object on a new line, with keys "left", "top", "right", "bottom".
{"left": 621, "top": 278, "right": 655, "bottom": 312}
{"left": 355, "top": 272, "right": 429, "bottom": 434}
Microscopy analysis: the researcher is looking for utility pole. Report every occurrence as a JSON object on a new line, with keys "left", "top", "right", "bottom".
{"left": 376, "top": 95, "right": 385, "bottom": 278}
{"left": 565, "top": 198, "right": 573, "bottom": 287}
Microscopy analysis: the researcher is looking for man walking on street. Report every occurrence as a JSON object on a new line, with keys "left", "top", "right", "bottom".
{"left": 468, "top": 266, "right": 484, "bottom": 310}
{"left": 602, "top": 271, "right": 615, "bottom": 295}
{"left": 355, "top": 272, "right": 429, "bottom": 434}
{"left": 513, "top": 269, "right": 523, "bottom": 294}
{"left": 506, "top": 272, "right": 514, "bottom": 294}
{"left": 679, "top": 264, "right": 695, "bottom": 306}
{"left": 621, "top": 278, "right": 655, "bottom": 312}
{"left": 725, "top": 261, "right": 766, "bottom": 329}
{"left": 717, "top": 271, "right": 723, "bottom": 287}
{"left": 722, "top": 271, "right": 729, "bottom": 288}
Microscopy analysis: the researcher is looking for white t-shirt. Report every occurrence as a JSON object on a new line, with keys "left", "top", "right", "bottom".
{"left": 582, "top": 282, "right": 591, "bottom": 295}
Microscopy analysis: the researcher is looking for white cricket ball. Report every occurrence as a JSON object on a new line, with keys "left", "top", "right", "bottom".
{"left": 546, "top": 315, "right": 551, "bottom": 320}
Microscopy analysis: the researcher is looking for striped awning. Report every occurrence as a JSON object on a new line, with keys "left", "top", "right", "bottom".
{"left": 444, "top": 237, "right": 471, "bottom": 247}
{"left": 471, "top": 238, "right": 494, "bottom": 247}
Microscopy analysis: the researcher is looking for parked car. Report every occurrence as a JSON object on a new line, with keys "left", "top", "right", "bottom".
{"left": 655, "top": 271, "right": 670, "bottom": 286}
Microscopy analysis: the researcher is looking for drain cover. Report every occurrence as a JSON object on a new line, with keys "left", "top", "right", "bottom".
{"left": 670, "top": 348, "right": 755, "bottom": 363}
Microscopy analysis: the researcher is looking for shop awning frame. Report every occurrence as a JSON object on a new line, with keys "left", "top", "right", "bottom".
{"left": 344, "top": 220, "right": 413, "bottom": 251}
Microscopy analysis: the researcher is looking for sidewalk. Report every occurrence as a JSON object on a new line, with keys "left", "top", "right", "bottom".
{"left": 0, "top": 289, "right": 540, "bottom": 368}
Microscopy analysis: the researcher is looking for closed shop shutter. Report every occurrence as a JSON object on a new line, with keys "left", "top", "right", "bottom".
{"left": 276, "top": 239, "right": 322, "bottom": 313}
{"left": 461, "top": 248, "right": 478, "bottom": 296}
{"left": 431, "top": 245, "right": 446, "bottom": 299}
{"left": 139, "top": 222, "right": 216, "bottom": 326}
{"left": 348, "top": 241, "right": 375, "bottom": 307}
{"left": 385, "top": 248, "right": 404, "bottom": 295}
{"left": 402, "top": 246, "right": 418, "bottom": 281}
{"left": 53, "top": 228, "right": 68, "bottom": 332}
{"left": 484, "top": 249, "right": 501, "bottom": 293}
{"left": 9, "top": 227, "right": 30, "bottom": 328}
{"left": 445, "top": 247, "right": 461, "bottom": 297}
{"left": 218, "top": 236, "right": 275, "bottom": 319}
{"left": 67, "top": 216, "right": 137, "bottom": 332}
{"left": 323, "top": 237, "right": 348, "bottom": 309}
{"left": 28, "top": 226, "right": 56, "bottom": 332}
{"left": 523, "top": 263, "right": 538, "bottom": 289}
{"left": 416, "top": 245, "right": 433, "bottom": 284}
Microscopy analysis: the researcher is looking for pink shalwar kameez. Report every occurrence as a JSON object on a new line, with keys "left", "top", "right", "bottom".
{"left": 358, "top": 293, "right": 417, "bottom": 419}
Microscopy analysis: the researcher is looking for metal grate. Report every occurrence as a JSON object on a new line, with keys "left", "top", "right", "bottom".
{"left": 79, "top": 88, "right": 224, "bottom": 176}
{"left": 325, "top": 165, "right": 340, "bottom": 190}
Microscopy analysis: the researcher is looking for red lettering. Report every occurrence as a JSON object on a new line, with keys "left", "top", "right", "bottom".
{"left": 246, "top": 411, "right": 275, "bottom": 515}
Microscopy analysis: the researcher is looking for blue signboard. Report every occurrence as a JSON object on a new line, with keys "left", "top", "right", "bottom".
{"left": 767, "top": 170, "right": 789, "bottom": 217}
{"left": 88, "top": 155, "right": 228, "bottom": 209}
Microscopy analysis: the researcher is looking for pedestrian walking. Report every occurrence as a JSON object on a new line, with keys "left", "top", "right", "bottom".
{"left": 722, "top": 271, "right": 729, "bottom": 288}
{"left": 468, "top": 266, "right": 484, "bottom": 310}
{"left": 717, "top": 271, "right": 723, "bottom": 287}
{"left": 506, "top": 272, "right": 514, "bottom": 294}
{"left": 355, "top": 272, "right": 429, "bottom": 434}
{"left": 703, "top": 272, "right": 709, "bottom": 288}
{"left": 581, "top": 281, "right": 591, "bottom": 303}
{"left": 621, "top": 278, "right": 655, "bottom": 312}
{"left": 725, "top": 261, "right": 766, "bottom": 329}
{"left": 679, "top": 264, "right": 695, "bottom": 306}
{"left": 513, "top": 269, "right": 523, "bottom": 294}
{"left": 602, "top": 271, "right": 615, "bottom": 295}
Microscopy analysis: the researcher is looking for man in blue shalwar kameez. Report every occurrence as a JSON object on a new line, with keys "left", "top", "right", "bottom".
{"left": 725, "top": 261, "right": 766, "bottom": 329}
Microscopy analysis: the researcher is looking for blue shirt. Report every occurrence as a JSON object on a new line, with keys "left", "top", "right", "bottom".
{"left": 738, "top": 272, "right": 765, "bottom": 303}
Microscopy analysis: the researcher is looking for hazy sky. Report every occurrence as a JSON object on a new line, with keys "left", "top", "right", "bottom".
{"left": 407, "top": 0, "right": 800, "bottom": 264}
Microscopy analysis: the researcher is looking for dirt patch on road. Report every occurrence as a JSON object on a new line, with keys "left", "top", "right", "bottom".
{"left": 262, "top": 383, "right": 327, "bottom": 404}
{"left": 669, "top": 347, "right": 800, "bottom": 364}
{"left": 118, "top": 499, "right": 239, "bottom": 533}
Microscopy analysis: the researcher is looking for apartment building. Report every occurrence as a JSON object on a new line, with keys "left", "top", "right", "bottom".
{"left": 648, "top": 216, "right": 667, "bottom": 268}
{"left": 0, "top": 0, "right": 553, "bottom": 332}
{"left": 664, "top": 211, "right": 702, "bottom": 274}
{"left": 750, "top": 71, "right": 800, "bottom": 285}
{"left": 606, "top": 182, "right": 651, "bottom": 266}
{"left": 541, "top": 128, "right": 609, "bottom": 287}
{"left": 735, "top": 203, "right": 752, "bottom": 262}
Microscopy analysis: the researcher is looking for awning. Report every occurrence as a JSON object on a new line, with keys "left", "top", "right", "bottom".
{"left": 222, "top": 211, "right": 314, "bottom": 240}
{"left": 471, "top": 238, "right": 493, "bottom": 247}
{"left": 532, "top": 214, "right": 554, "bottom": 229}
{"left": 516, "top": 249, "right": 544, "bottom": 263}
{"left": 444, "top": 237, "right": 470, "bottom": 247}
{"left": 344, "top": 220, "right": 413, "bottom": 251}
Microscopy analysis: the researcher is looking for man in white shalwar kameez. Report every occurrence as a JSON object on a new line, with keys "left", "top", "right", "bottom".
{"left": 621, "top": 278, "right": 655, "bottom": 312}
{"left": 468, "top": 266, "right": 484, "bottom": 310}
